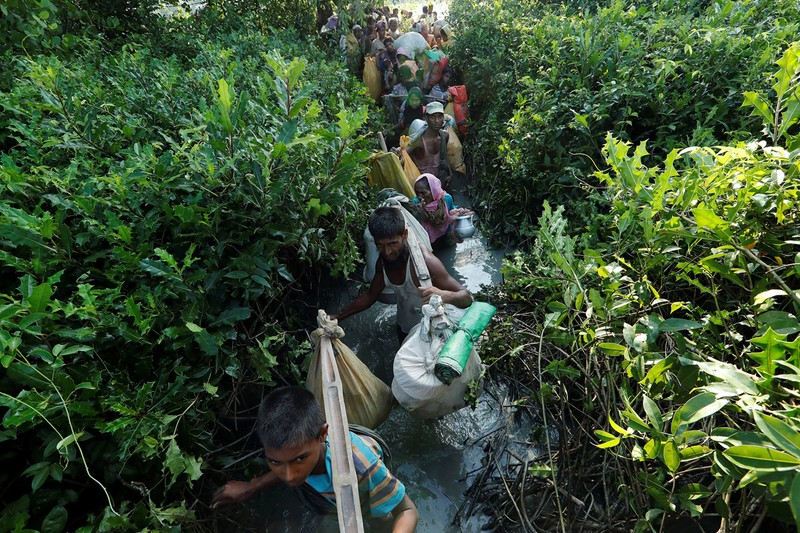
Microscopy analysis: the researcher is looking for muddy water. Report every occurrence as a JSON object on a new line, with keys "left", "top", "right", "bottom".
{"left": 243, "top": 181, "right": 513, "bottom": 532}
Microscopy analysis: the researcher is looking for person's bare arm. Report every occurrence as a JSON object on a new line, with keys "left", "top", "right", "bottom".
{"left": 421, "top": 250, "right": 472, "bottom": 308}
{"left": 331, "top": 263, "right": 386, "bottom": 322}
{"left": 211, "top": 471, "right": 280, "bottom": 507}
{"left": 390, "top": 494, "right": 418, "bottom": 532}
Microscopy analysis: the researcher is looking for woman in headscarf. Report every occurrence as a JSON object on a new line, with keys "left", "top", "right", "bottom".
{"left": 391, "top": 86, "right": 425, "bottom": 135}
{"left": 412, "top": 173, "right": 456, "bottom": 247}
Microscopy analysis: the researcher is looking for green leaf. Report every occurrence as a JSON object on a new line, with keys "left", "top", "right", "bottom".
{"left": 56, "top": 432, "right": 83, "bottom": 454}
{"left": 754, "top": 412, "right": 800, "bottom": 458}
{"left": 41, "top": 505, "right": 67, "bottom": 533}
{"left": 742, "top": 91, "right": 774, "bottom": 123}
{"left": 642, "top": 395, "right": 663, "bottom": 430}
{"left": 791, "top": 474, "right": 800, "bottom": 529}
{"left": 680, "top": 445, "right": 712, "bottom": 461}
{"left": 609, "top": 416, "right": 629, "bottom": 435}
{"left": 749, "top": 327, "right": 789, "bottom": 377}
{"left": 671, "top": 392, "right": 728, "bottom": 434}
{"left": 185, "top": 322, "right": 203, "bottom": 333}
{"left": 692, "top": 206, "right": 732, "bottom": 240}
{"left": 678, "top": 357, "right": 759, "bottom": 395}
{"left": 662, "top": 439, "right": 680, "bottom": 472}
{"left": 658, "top": 318, "right": 703, "bottom": 332}
{"left": 25, "top": 283, "right": 52, "bottom": 314}
{"left": 209, "top": 307, "right": 251, "bottom": 328}
{"left": 594, "top": 429, "right": 620, "bottom": 448}
{"left": 724, "top": 445, "right": 800, "bottom": 471}
{"left": 598, "top": 342, "right": 627, "bottom": 356}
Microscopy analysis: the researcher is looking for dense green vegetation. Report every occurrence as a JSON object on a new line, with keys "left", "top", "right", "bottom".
{"left": 0, "top": 2, "right": 373, "bottom": 531}
{"left": 449, "top": 0, "right": 797, "bottom": 243}
{"left": 448, "top": 0, "right": 800, "bottom": 530}
{"left": 3, "top": 0, "right": 800, "bottom": 531}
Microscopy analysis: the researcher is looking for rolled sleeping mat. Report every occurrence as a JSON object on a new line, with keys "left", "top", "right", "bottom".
{"left": 435, "top": 302, "right": 496, "bottom": 385}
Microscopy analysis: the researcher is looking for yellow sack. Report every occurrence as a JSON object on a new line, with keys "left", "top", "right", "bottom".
{"left": 363, "top": 56, "right": 382, "bottom": 102}
{"left": 367, "top": 151, "right": 416, "bottom": 199}
{"left": 446, "top": 126, "right": 466, "bottom": 174}
{"left": 398, "top": 134, "right": 421, "bottom": 188}
{"left": 307, "top": 312, "right": 393, "bottom": 429}
{"left": 444, "top": 101, "right": 455, "bottom": 122}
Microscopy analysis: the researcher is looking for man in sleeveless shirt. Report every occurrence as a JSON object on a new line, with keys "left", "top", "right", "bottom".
{"left": 332, "top": 206, "right": 472, "bottom": 343}
{"left": 409, "top": 101, "right": 452, "bottom": 190}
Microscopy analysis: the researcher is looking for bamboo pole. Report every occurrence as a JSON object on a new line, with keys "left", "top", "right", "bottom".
{"left": 318, "top": 334, "right": 365, "bottom": 533}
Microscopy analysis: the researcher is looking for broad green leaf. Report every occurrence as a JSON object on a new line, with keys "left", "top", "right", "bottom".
{"left": 642, "top": 395, "right": 663, "bottom": 430}
{"left": 25, "top": 283, "right": 52, "bottom": 314}
{"left": 209, "top": 307, "right": 251, "bottom": 328}
{"left": 41, "top": 505, "right": 67, "bottom": 533}
{"left": 680, "top": 445, "right": 712, "bottom": 461}
{"left": 662, "top": 439, "right": 680, "bottom": 472}
{"left": 677, "top": 483, "right": 712, "bottom": 500}
{"left": 749, "top": 327, "right": 788, "bottom": 376}
{"left": 754, "top": 289, "right": 788, "bottom": 306}
{"left": 574, "top": 113, "right": 589, "bottom": 129}
{"left": 598, "top": 342, "right": 627, "bottom": 356}
{"left": 754, "top": 412, "right": 800, "bottom": 458}
{"left": 724, "top": 445, "right": 800, "bottom": 471}
{"left": 742, "top": 91, "right": 774, "bottom": 123}
{"left": 671, "top": 392, "right": 728, "bottom": 433}
{"left": 678, "top": 357, "right": 759, "bottom": 395}
{"left": 692, "top": 206, "right": 731, "bottom": 240}
{"left": 658, "top": 318, "right": 703, "bottom": 332}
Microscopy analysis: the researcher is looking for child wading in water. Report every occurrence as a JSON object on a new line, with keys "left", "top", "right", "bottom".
{"left": 212, "top": 387, "right": 418, "bottom": 532}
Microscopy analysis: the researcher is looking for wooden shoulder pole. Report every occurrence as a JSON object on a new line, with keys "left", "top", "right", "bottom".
{"left": 319, "top": 334, "right": 365, "bottom": 533}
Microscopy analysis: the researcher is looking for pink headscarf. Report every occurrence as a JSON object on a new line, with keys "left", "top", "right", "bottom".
{"left": 415, "top": 173, "right": 450, "bottom": 242}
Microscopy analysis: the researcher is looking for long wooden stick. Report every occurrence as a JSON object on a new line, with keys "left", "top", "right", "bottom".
{"left": 405, "top": 226, "right": 432, "bottom": 289}
{"left": 319, "top": 335, "right": 365, "bottom": 533}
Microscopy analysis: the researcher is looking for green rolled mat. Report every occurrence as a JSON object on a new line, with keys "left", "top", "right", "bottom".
{"left": 435, "top": 302, "right": 496, "bottom": 385}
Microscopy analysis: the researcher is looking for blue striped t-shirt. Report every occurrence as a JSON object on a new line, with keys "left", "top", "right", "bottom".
{"left": 305, "top": 431, "right": 406, "bottom": 517}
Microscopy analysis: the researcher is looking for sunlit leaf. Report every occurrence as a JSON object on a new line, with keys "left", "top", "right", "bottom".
{"left": 754, "top": 412, "right": 800, "bottom": 458}
{"left": 671, "top": 393, "right": 728, "bottom": 433}
{"left": 724, "top": 445, "right": 800, "bottom": 471}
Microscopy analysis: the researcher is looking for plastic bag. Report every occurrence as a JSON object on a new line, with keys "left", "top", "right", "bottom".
{"left": 307, "top": 312, "right": 393, "bottom": 429}
{"left": 394, "top": 32, "right": 430, "bottom": 62}
{"left": 446, "top": 126, "right": 466, "bottom": 174}
{"left": 363, "top": 56, "right": 383, "bottom": 102}
{"left": 367, "top": 152, "right": 416, "bottom": 199}
{"left": 392, "top": 296, "right": 482, "bottom": 419}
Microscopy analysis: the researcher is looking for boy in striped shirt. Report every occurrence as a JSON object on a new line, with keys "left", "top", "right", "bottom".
{"left": 212, "top": 387, "right": 418, "bottom": 531}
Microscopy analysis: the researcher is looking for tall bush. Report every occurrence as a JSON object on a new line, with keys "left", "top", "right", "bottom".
{"left": 0, "top": 26, "right": 371, "bottom": 530}
{"left": 480, "top": 41, "right": 800, "bottom": 531}
{"left": 448, "top": 0, "right": 798, "bottom": 244}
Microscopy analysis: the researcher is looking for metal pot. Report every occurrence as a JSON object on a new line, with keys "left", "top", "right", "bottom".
{"left": 452, "top": 214, "right": 476, "bottom": 239}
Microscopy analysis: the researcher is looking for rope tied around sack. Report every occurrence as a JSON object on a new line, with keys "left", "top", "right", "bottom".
{"left": 419, "top": 295, "right": 449, "bottom": 338}
{"left": 311, "top": 310, "right": 345, "bottom": 345}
